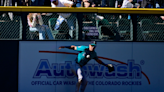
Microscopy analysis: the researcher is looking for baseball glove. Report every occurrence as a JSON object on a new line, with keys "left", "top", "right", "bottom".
{"left": 107, "top": 64, "right": 114, "bottom": 72}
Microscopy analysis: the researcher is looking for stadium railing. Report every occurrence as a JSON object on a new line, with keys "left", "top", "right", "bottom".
{"left": 0, "top": 6, "right": 164, "bottom": 41}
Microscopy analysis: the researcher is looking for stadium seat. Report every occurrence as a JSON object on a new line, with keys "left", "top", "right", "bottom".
{"left": 116, "top": 18, "right": 133, "bottom": 41}
{"left": 98, "top": 25, "right": 120, "bottom": 41}
{"left": 96, "top": 19, "right": 111, "bottom": 29}
{"left": 48, "top": 17, "right": 78, "bottom": 40}
{"left": 140, "top": 19, "right": 160, "bottom": 41}
{"left": 48, "top": 18, "right": 69, "bottom": 39}
{"left": 48, "top": 18, "right": 59, "bottom": 38}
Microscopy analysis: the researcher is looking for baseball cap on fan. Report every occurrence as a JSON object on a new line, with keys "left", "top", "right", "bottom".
{"left": 90, "top": 41, "right": 97, "bottom": 46}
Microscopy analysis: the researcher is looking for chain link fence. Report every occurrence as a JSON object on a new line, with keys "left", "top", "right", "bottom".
{"left": 0, "top": 12, "right": 163, "bottom": 41}
{"left": 137, "top": 14, "right": 164, "bottom": 41}
{"left": 0, "top": 12, "right": 21, "bottom": 40}
{"left": 94, "top": 13, "right": 133, "bottom": 41}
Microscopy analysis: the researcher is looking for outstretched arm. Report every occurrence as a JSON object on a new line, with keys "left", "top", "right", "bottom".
{"left": 96, "top": 58, "right": 114, "bottom": 72}
{"left": 59, "top": 45, "right": 77, "bottom": 50}
{"left": 96, "top": 59, "right": 108, "bottom": 67}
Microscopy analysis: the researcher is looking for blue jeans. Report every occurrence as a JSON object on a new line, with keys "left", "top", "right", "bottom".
{"left": 54, "top": 14, "right": 76, "bottom": 30}
{"left": 54, "top": 14, "right": 77, "bottom": 38}
{"left": 29, "top": 25, "right": 54, "bottom": 40}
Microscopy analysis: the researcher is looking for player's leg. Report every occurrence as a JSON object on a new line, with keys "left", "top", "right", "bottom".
{"left": 80, "top": 73, "right": 88, "bottom": 92}
{"left": 75, "top": 79, "right": 82, "bottom": 92}
{"left": 71, "top": 63, "right": 82, "bottom": 92}
{"left": 75, "top": 67, "right": 83, "bottom": 92}
{"left": 77, "top": 65, "right": 88, "bottom": 92}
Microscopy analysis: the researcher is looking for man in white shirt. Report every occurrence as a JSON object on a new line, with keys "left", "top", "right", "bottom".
{"left": 120, "top": 0, "right": 133, "bottom": 19}
{"left": 121, "top": 0, "right": 133, "bottom": 8}
{"left": 51, "top": 0, "right": 77, "bottom": 38}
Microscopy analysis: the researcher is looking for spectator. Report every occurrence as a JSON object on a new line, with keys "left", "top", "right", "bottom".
{"left": 140, "top": 0, "right": 151, "bottom": 8}
{"left": 20, "top": 0, "right": 30, "bottom": 6}
{"left": 133, "top": 0, "right": 142, "bottom": 8}
{"left": 81, "top": 0, "right": 96, "bottom": 22}
{"left": 81, "top": 0, "right": 105, "bottom": 22}
{"left": 81, "top": 0, "right": 95, "bottom": 7}
{"left": 92, "top": 0, "right": 101, "bottom": 7}
{"left": 31, "top": 0, "right": 45, "bottom": 6}
{"left": 27, "top": 13, "right": 54, "bottom": 40}
{"left": 1, "top": 0, "right": 15, "bottom": 21}
{"left": 51, "top": 0, "right": 77, "bottom": 39}
{"left": 115, "top": 0, "right": 123, "bottom": 8}
{"left": 102, "top": 0, "right": 116, "bottom": 7}
{"left": 81, "top": 0, "right": 121, "bottom": 41}
{"left": 121, "top": 0, "right": 133, "bottom": 8}
{"left": 118, "top": 0, "right": 132, "bottom": 19}
{"left": 155, "top": 1, "right": 160, "bottom": 8}
{"left": 145, "top": 0, "right": 154, "bottom": 8}
{"left": 120, "top": 0, "right": 133, "bottom": 19}
{"left": 70, "top": 0, "right": 82, "bottom": 7}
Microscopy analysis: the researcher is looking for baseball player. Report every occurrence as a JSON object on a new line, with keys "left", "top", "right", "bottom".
{"left": 59, "top": 41, "right": 114, "bottom": 92}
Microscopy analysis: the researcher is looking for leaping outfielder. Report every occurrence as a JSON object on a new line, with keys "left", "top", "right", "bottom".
{"left": 59, "top": 41, "right": 114, "bottom": 92}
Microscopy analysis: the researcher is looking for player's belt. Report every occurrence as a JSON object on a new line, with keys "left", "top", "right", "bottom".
{"left": 76, "top": 61, "right": 83, "bottom": 67}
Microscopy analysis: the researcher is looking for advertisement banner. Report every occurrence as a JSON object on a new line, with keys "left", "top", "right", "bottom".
{"left": 18, "top": 41, "right": 164, "bottom": 92}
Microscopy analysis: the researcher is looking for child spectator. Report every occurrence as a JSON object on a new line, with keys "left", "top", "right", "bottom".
{"left": 27, "top": 13, "right": 54, "bottom": 40}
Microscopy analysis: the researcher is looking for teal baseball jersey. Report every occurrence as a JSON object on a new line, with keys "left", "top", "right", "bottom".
{"left": 75, "top": 45, "right": 98, "bottom": 67}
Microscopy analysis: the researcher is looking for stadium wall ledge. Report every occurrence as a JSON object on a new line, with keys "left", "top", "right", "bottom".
{"left": 0, "top": 6, "right": 164, "bottom": 14}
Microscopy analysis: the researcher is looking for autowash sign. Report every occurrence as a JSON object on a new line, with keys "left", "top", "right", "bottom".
{"left": 31, "top": 50, "right": 149, "bottom": 86}
{"left": 19, "top": 41, "right": 164, "bottom": 92}
{"left": 32, "top": 59, "right": 144, "bottom": 85}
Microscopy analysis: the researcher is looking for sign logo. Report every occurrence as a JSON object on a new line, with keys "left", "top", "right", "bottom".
{"left": 33, "top": 59, "right": 142, "bottom": 79}
{"left": 35, "top": 51, "right": 150, "bottom": 85}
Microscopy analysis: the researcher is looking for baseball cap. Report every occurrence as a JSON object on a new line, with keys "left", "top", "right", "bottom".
{"left": 90, "top": 41, "right": 97, "bottom": 46}
{"left": 51, "top": 0, "right": 56, "bottom": 2}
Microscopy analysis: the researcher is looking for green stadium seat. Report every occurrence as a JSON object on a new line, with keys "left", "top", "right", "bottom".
{"left": 98, "top": 25, "right": 117, "bottom": 40}
{"left": 48, "top": 17, "right": 79, "bottom": 40}
{"left": 140, "top": 19, "right": 160, "bottom": 41}
{"left": 116, "top": 18, "right": 133, "bottom": 41}
{"left": 96, "top": 19, "right": 111, "bottom": 29}
{"left": 48, "top": 18, "right": 70, "bottom": 39}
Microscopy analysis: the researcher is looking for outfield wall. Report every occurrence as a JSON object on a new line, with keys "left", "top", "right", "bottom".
{"left": 18, "top": 41, "right": 164, "bottom": 92}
